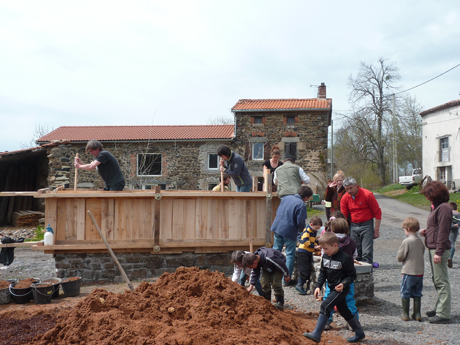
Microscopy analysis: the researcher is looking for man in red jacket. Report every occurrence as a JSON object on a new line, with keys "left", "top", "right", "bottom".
{"left": 340, "top": 177, "right": 382, "bottom": 265}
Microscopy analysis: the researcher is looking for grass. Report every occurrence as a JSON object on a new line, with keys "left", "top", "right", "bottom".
{"left": 307, "top": 206, "right": 324, "bottom": 217}
{"left": 25, "top": 225, "right": 45, "bottom": 242}
{"left": 374, "top": 183, "right": 460, "bottom": 210}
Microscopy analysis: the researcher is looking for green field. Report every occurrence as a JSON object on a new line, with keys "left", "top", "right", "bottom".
{"left": 374, "top": 184, "right": 460, "bottom": 210}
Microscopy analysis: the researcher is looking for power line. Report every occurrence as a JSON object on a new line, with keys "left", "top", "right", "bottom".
{"left": 393, "top": 63, "right": 460, "bottom": 96}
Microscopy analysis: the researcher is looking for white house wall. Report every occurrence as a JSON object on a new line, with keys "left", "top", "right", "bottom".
{"left": 422, "top": 104, "right": 460, "bottom": 188}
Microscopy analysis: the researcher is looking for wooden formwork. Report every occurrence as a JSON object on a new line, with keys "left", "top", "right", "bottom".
{"left": 30, "top": 188, "right": 280, "bottom": 254}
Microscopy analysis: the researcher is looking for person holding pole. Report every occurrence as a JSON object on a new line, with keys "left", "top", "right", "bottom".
{"left": 212, "top": 173, "right": 231, "bottom": 192}
{"left": 217, "top": 145, "right": 252, "bottom": 192}
{"left": 74, "top": 139, "right": 125, "bottom": 191}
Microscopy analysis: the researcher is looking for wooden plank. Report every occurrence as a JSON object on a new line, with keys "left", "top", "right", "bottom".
{"left": 114, "top": 199, "right": 127, "bottom": 240}
{"left": 228, "top": 198, "right": 238, "bottom": 239}
{"left": 66, "top": 199, "right": 77, "bottom": 240}
{"left": 172, "top": 199, "right": 184, "bottom": 240}
{"left": 195, "top": 198, "right": 207, "bottom": 240}
{"left": 219, "top": 199, "right": 229, "bottom": 240}
{"left": 183, "top": 199, "right": 196, "bottom": 240}
{"left": 100, "top": 199, "right": 114, "bottom": 240}
{"left": 56, "top": 199, "right": 67, "bottom": 242}
{"left": 75, "top": 199, "right": 86, "bottom": 241}
{"left": 153, "top": 186, "right": 161, "bottom": 245}
{"left": 160, "top": 198, "right": 173, "bottom": 241}
{"left": 0, "top": 192, "right": 38, "bottom": 197}
{"left": 85, "top": 199, "right": 103, "bottom": 241}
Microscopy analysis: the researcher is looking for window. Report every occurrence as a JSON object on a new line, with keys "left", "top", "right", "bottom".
{"left": 137, "top": 153, "right": 162, "bottom": 176}
{"left": 286, "top": 116, "right": 295, "bottom": 124}
{"left": 208, "top": 153, "right": 218, "bottom": 170}
{"left": 143, "top": 184, "right": 166, "bottom": 190}
{"left": 440, "top": 137, "right": 449, "bottom": 162}
{"left": 252, "top": 142, "right": 264, "bottom": 160}
{"left": 285, "top": 142, "right": 297, "bottom": 159}
{"left": 252, "top": 116, "right": 263, "bottom": 124}
{"left": 439, "top": 167, "right": 446, "bottom": 181}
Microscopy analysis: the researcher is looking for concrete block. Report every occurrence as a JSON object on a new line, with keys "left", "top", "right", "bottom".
{"left": 354, "top": 261, "right": 372, "bottom": 274}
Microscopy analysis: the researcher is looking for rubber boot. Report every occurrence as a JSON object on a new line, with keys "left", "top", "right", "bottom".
{"left": 263, "top": 290, "right": 271, "bottom": 302}
{"left": 303, "top": 314, "right": 329, "bottom": 342}
{"left": 346, "top": 314, "right": 365, "bottom": 343}
{"left": 295, "top": 278, "right": 307, "bottom": 295}
{"left": 275, "top": 295, "right": 284, "bottom": 311}
{"left": 411, "top": 297, "right": 422, "bottom": 321}
{"left": 401, "top": 298, "right": 410, "bottom": 321}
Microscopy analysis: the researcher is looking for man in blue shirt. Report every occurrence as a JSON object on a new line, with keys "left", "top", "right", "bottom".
{"left": 271, "top": 186, "right": 313, "bottom": 283}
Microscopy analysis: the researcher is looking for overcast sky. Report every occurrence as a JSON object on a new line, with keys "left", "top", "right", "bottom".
{"left": 0, "top": 1, "right": 459, "bottom": 152}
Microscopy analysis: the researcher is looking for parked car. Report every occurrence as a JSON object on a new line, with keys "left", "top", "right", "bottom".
{"left": 399, "top": 169, "right": 422, "bottom": 189}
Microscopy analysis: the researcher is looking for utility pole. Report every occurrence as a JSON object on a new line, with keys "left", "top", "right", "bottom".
{"left": 330, "top": 119, "right": 334, "bottom": 180}
{"left": 392, "top": 94, "right": 397, "bottom": 183}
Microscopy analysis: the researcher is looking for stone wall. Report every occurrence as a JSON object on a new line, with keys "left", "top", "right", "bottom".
{"left": 55, "top": 252, "right": 233, "bottom": 283}
{"left": 233, "top": 110, "right": 330, "bottom": 194}
{"left": 46, "top": 141, "right": 232, "bottom": 191}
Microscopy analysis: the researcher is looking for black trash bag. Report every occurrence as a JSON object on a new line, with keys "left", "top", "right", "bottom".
{"left": 1, "top": 236, "right": 16, "bottom": 266}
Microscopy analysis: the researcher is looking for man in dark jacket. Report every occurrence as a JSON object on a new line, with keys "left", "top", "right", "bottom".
{"left": 217, "top": 145, "right": 252, "bottom": 192}
{"left": 242, "top": 247, "right": 290, "bottom": 310}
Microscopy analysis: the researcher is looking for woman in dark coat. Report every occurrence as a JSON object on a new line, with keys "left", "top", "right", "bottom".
{"left": 324, "top": 170, "right": 346, "bottom": 220}
{"left": 420, "top": 181, "right": 452, "bottom": 323}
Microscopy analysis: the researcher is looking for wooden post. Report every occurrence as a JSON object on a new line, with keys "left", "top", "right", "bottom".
{"left": 265, "top": 173, "right": 273, "bottom": 247}
{"left": 263, "top": 166, "right": 268, "bottom": 192}
{"left": 74, "top": 153, "right": 79, "bottom": 191}
{"left": 87, "top": 210, "right": 135, "bottom": 292}
{"left": 252, "top": 176, "right": 258, "bottom": 192}
{"left": 153, "top": 186, "right": 161, "bottom": 251}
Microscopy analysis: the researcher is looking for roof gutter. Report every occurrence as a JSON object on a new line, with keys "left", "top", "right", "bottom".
{"left": 36, "top": 138, "right": 235, "bottom": 145}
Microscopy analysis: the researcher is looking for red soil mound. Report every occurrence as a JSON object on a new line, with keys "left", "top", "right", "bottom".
{"left": 27, "top": 267, "right": 348, "bottom": 344}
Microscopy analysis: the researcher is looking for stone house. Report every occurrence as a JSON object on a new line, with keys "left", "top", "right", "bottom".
{"left": 420, "top": 99, "right": 460, "bottom": 189}
{"left": 34, "top": 84, "right": 332, "bottom": 194}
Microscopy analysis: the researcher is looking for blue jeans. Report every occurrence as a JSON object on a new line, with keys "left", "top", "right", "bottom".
{"left": 239, "top": 271, "right": 263, "bottom": 296}
{"left": 324, "top": 282, "right": 358, "bottom": 322}
{"left": 273, "top": 233, "right": 296, "bottom": 277}
{"left": 400, "top": 274, "right": 423, "bottom": 298}
{"left": 350, "top": 219, "right": 374, "bottom": 264}
{"left": 450, "top": 227, "right": 458, "bottom": 260}
{"left": 237, "top": 184, "right": 252, "bottom": 192}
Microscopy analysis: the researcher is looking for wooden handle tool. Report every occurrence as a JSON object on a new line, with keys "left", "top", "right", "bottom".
{"left": 74, "top": 153, "right": 79, "bottom": 191}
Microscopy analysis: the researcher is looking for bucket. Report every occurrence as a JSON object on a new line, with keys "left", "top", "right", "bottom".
{"left": 32, "top": 283, "right": 54, "bottom": 304}
{"left": 10, "top": 282, "right": 34, "bottom": 304}
{"left": 41, "top": 278, "right": 61, "bottom": 299}
{"left": 0, "top": 287, "right": 11, "bottom": 304}
{"left": 61, "top": 277, "right": 81, "bottom": 297}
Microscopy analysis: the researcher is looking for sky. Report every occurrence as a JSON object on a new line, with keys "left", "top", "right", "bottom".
{"left": 0, "top": 0, "right": 459, "bottom": 152}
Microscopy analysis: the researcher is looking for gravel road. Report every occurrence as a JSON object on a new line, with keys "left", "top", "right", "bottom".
{"left": 1, "top": 193, "right": 459, "bottom": 344}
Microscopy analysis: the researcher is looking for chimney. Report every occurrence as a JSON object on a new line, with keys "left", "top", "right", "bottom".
{"left": 317, "top": 82, "right": 326, "bottom": 98}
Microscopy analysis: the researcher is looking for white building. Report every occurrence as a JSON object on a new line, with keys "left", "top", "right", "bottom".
{"left": 420, "top": 99, "right": 460, "bottom": 190}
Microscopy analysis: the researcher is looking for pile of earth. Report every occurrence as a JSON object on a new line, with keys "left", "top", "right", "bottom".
{"left": 21, "top": 267, "right": 347, "bottom": 345}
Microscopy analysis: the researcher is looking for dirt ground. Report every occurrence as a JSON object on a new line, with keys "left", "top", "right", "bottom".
{"left": 0, "top": 267, "right": 354, "bottom": 345}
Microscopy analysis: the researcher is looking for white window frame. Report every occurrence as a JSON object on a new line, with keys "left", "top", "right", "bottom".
{"left": 137, "top": 153, "right": 162, "bottom": 176}
{"left": 440, "top": 137, "right": 449, "bottom": 162}
{"left": 208, "top": 153, "right": 219, "bottom": 170}
{"left": 252, "top": 142, "right": 264, "bottom": 160}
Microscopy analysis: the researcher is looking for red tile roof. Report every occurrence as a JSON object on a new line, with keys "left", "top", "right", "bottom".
{"left": 37, "top": 125, "right": 235, "bottom": 143}
{"left": 231, "top": 98, "right": 332, "bottom": 112}
{"left": 419, "top": 99, "right": 460, "bottom": 117}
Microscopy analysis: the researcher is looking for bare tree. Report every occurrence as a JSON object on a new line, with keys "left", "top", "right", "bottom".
{"left": 396, "top": 96, "right": 423, "bottom": 174}
{"left": 207, "top": 115, "right": 234, "bottom": 125}
{"left": 346, "top": 58, "right": 401, "bottom": 185}
{"left": 21, "top": 124, "right": 54, "bottom": 149}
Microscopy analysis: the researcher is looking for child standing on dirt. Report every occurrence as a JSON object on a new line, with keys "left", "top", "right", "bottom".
{"left": 296, "top": 216, "right": 323, "bottom": 295}
{"left": 303, "top": 232, "right": 365, "bottom": 343}
{"left": 448, "top": 202, "right": 460, "bottom": 268}
{"left": 242, "top": 247, "right": 290, "bottom": 311}
{"left": 397, "top": 217, "right": 425, "bottom": 321}
{"left": 230, "top": 250, "right": 263, "bottom": 296}
{"left": 323, "top": 218, "right": 359, "bottom": 330}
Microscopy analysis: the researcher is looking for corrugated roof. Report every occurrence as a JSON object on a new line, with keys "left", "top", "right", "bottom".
{"left": 419, "top": 99, "right": 460, "bottom": 117}
{"left": 231, "top": 98, "right": 332, "bottom": 112}
{"left": 37, "top": 125, "right": 235, "bottom": 143}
